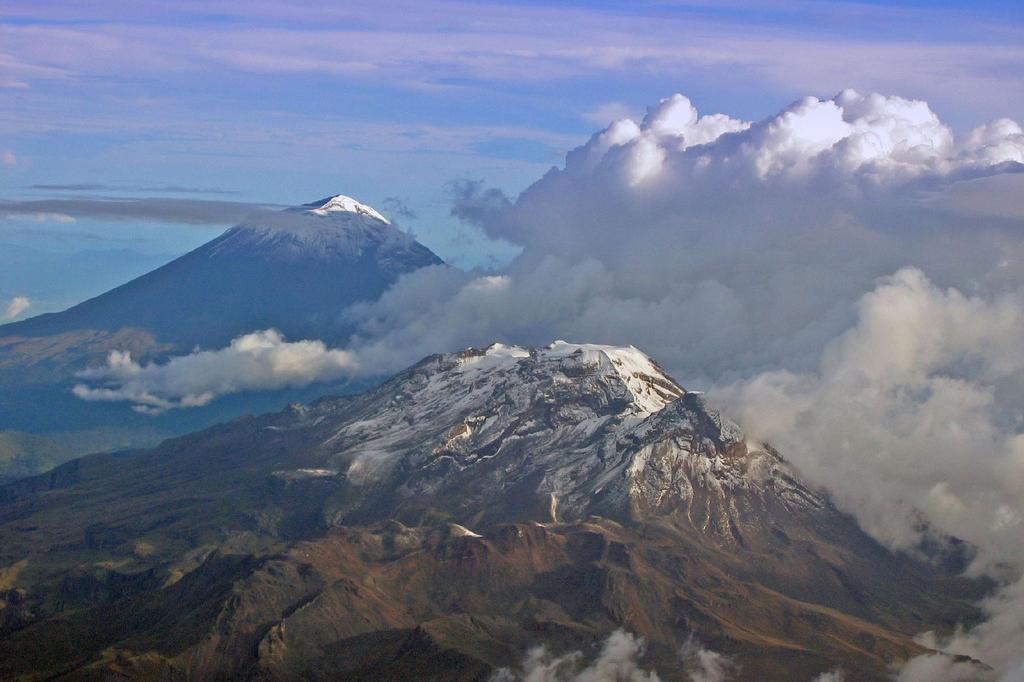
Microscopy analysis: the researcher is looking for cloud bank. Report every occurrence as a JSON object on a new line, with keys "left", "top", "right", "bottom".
{"left": 73, "top": 329, "right": 357, "bottom": 413}
{"left": 719, "top": 267, "right": 1024, "bottom": 560}
{"left": 349, "top": 89, "right": 1024, "bottom": 384}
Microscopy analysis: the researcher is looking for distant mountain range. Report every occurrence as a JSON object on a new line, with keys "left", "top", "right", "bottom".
{"left": 0, "top": 195, "right": 444, "bottom": 477}
{"left": 0, "top": 342, "right": 987, "bottom": 680}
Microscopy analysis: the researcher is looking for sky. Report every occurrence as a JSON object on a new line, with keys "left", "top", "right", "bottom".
{"left": 3, "top": 0, "right": 1024, "bottom": 302}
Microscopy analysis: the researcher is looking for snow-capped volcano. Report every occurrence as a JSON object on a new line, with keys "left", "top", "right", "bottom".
{"left": 452, "top": 341, "right": 683, "bottom": 415}
{"left": 0, "top": 194, "right": 443, "bottom": 350}
{"left": 213, "top": 193, "right": 425, "bottom": 261}
{"left": 266, "top": 340, "right": 824, "bottom": 531}
{"left": 302, "top": 194, "right": 390, "bottom": 221}
{"left": 0, "top": 340, "right": 979, "bottom": 681}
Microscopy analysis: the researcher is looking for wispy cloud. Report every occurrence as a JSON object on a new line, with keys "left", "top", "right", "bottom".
{"left": 25, "top": 183, "right": 240, "bottom": 195}
{"left": 2, "top": 2, "right": 1021, "bottom": 117}
{"left": 0, "top": 197, "right": 271, "bottom": 225}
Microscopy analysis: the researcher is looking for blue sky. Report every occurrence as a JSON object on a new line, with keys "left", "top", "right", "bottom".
{"left": 2, "top": 0, "right": 1023, "bottom": 309}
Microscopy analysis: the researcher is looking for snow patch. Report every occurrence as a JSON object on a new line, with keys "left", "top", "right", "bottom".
{"left": 542, "top": 340, "right": 683, "bottom": 414}
{"left": 306, "top": 194, "right": 390, "bottom": 223}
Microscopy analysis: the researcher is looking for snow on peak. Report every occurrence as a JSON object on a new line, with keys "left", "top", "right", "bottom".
{"left": 454, "top": 340, "right": 683, "bottom": 415}
{"left": 305, "top": 195, "right": 390, "bottom": 223}
{"left": 541, "top": 340, "right": 683, "bottom": 414}
{"left": 325, "top": 339, "right": 819, "bottom": 524}
{"left": 214, "top": 193, "right": 427, "bottom": 262}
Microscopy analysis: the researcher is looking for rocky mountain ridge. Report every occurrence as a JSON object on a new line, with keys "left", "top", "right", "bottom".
{"left": 264, "top": 341, "right": 826, "bottom": 537}
{"left": 0, "top": 341, "right": 988, "bottom": 680}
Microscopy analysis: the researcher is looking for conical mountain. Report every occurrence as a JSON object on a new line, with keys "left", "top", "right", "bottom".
{"left": 0, "top": 195, "right": 442, "bottom": 349}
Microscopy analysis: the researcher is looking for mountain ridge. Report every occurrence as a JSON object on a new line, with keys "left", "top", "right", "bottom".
{"left": 0, "top": 340, "right": 988, "bottom": 680}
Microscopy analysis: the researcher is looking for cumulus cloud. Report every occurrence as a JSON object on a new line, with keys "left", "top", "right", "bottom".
{"left": 3, "top": 296, "right": 31, "bottom": 320}
{"left": 72, "top": 329, "right": 358, "bottom": 413}
{"left": 490, "top": 630, "right": 661, "bottom": 682}
{"left": 679, "top": 637, "right": 734, "bottom": 682}
{"left": 348, "top": 89, "right": 1024, "bottom": 386}
{"left": 492, "top": 632, "right": 743, "bottom": 682}
{"left": 711, "top": 267, "right": 1024, "bottom": 679}
{"left": 717, "top": 267, "right": 1024, "bottom": 558}
{"left": 810, "top": 671, "right": 845, "bottom": 682}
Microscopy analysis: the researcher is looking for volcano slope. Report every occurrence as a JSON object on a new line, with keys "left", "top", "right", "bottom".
{"left": 0, "top": 342, "right": 987, "bottom": 680}
{"left": 0, "top": 194, "right": 444, "bottom": 477}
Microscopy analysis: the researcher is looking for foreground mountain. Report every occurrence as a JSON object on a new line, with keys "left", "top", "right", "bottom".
{"left": 0, "top": 342, "right": 986, "bottom": 680}
{"left": 0, "top": 195, "right": 443, "bottom": 468}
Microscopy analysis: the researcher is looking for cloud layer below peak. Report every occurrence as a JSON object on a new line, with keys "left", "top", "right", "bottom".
{"left": 73, "top": 329, "right": 358, "bottom": 413}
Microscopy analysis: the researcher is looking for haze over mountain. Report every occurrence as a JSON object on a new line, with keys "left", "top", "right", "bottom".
{"left": 0, "top": 342, "right": 986, "bottom": 681}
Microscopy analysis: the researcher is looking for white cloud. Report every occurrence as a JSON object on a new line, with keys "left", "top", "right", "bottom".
{"left": 491, "top": 630, "right": 661, "bottom": 682}
{"left": 72, "top": 329, "right": 358, "bottom": 413}
{"left": 339, "top": 90, "right": 1024, "bottom": 391}
{"left": 902, "top": 577, "right": 1024, "bottom": 682}
{"left": 491, "top": 632, "right": 742, "bottom": 682}
{"left": 491, "top": 630, "right": 738, "bottom": 682}
{"left": 3, "top": 296, "right": 30, "bottom": 320}
{"left": 894, "top": 653, "right": 994, "bottom": 682}
{"left": 810, "top": 671, "right": 845, "bottom": 682}
{"left": 717, "top": 268, "right": 1024, "bottom": 558}
{"left": 341, "top": 89, "right": 1024, "bottom": 390}
{"left": 679, "top": 637, "right": 734, "bottom": 682}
